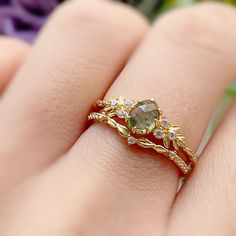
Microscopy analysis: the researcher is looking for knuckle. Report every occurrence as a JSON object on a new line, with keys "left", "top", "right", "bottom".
{"left": 80, "top": 125, "right": 174, "bottom": 195}
{"left": 50, "top": 0, "right": 148, "bottom": 38}
{"left": 154, "top": 3, "right": 236, "bottom": 53}
{"left": 82, "top": 124, "right": 132, "bottom": 178}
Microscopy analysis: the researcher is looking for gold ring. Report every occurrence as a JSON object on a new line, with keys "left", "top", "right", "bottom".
{"left": 88, "top": 97, "right": 197, "bottom": 175}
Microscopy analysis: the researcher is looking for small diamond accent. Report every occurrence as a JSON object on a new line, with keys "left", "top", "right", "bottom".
{"left": 111, "top": 99, "right": 119, "bottom": 107}
{"left": 169, "top": 130, "right": 177, "bottom": 140}
{"left": 161, "top": 117, "right": 169, "bottom": 127}
{"left": 124, "top": 99, "right": 134, "bottom": 107}
{"left": 117, "top": 109, "right": 127, "bottom": 118}
{"left": 127, "top": 136, "right": 136, "bottom": 145}
{"left": 169, "top": 152, "right": 177, "bottom": 160}
{"left": 154, "top": 129, "right": 163, "bottom": 139}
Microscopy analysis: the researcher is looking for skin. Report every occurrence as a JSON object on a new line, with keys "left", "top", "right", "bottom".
{"left": 0, "top": 0, "right": 235, "bottom": 235}
{"left": 0, "top": 37, "right": 29, "bottom": 93}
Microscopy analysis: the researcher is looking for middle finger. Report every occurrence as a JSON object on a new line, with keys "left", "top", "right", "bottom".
{"left": 0, "top": 0, "right": 148, "bottom": 188}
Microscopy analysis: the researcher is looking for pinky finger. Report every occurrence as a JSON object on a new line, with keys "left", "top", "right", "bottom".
{"left": 169, "top": 100, "right": 236, "bottom": 235}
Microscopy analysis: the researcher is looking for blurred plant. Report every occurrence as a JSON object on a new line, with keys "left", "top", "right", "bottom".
{"left": 0, "top": 0, "right": 236, "bottom": 42}
{"left": 122, "top": 0, "right": 236, "bottom": 20}
{"left": 0, "top": 0, "right": 63, "bottom": 42}
{"left": 227, "top": 80, "right": 236, "bottom": 96}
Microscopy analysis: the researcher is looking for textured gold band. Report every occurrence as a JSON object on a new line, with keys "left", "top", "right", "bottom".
{"left": 88, "top": 97, "right": 197, "bottom": 175}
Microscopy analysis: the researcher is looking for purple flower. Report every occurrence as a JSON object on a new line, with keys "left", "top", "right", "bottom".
{"left": 0, "top": 0, "right": 63, "bottom": 42}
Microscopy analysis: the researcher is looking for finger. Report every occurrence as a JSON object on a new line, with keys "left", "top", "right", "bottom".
{"left": 0, "top": 0, "right": 148, "bottom": 187}
{"left": 74, "top": 2, "right": 236, "bottom": 228}
{"left": 168, "top": 101, "right": 236, "bottom": 236}
{"left": 0, "top": 37, "right": 29, "bottom": 93}
{"left": 10, "top": 3, "right": 236, "bottom": 235}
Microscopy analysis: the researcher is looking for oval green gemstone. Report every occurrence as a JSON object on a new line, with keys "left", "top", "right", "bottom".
{"left": 128, "top": 100, "right": 160, "bottom": 133}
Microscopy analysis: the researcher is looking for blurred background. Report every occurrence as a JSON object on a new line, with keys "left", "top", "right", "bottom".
{"left": 0, "top": 0, "right": 236, "bottom": 43}
{"left": 0, "top": 0, "right": 235, "bottom": 155}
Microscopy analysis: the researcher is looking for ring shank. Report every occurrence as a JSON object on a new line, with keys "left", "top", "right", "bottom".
{"left": 88, "top": 98, "right": 196, "bottom": 176}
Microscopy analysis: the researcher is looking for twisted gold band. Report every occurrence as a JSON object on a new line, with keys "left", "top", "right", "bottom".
{"left": 88, "top": 97, "right": 197, "bottom": 175}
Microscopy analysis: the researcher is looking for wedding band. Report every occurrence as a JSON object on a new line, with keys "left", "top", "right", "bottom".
{"left": 88, "top": 97, "right": 197, "bottom": 175}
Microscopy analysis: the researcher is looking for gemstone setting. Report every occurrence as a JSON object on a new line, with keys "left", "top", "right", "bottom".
{"left": 124, "top": 99, "right": 134, "bottom": 107}
{"left": 161, "top": 117, "right": 169, "bottom": 128}
{"left": 127, "top": 136, "right": 136, "bottom": 145}
{"left": 128, "top": 100, "right": 160, "bottom": 134}
{"left": 154, "top": 129, "right": 163, "bottom": 139}
{"left": 169, "top": 130, "right": 177, "bottom": 140}
{"left": 111, "top": 99, "right": 119, "bottom": 107}
{"left": 117, "top": 109, "right": 127, "bottom": 118}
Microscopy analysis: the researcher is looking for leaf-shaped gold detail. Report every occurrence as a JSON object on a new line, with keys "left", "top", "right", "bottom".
{"left": 173, "top": 139, "right": 179, "bottom": 150}
{"left": 137, "top": 138, "right": 169, "bottom": 156}
{"left": 107, "top": 111, "right": 117, "bottom": 117}
{"left": 176, "top": 138, "right": 197, "bottom": 163}
{"left": 95, "top": 100, "right": 104, "bottom": 107}
{"left": 137, "top": 138, "right": 155, "bottom": 148}
{"left": 163, "top": 135, "right": 170, "bottom": 148}
{"left": 107, "top": 117, "right": 117, "bottom": 128}
{"left": 117, "top": 124, "right": 130, "bottom": 137}
{"left": 107, "top": 117, "right": 130, "bottom": 137}
{"left": 171, "top": 125, "right": 180, "bottom": 130}
{"left": 103, "top": 106, "right": 112, "bottom": 112}
{"left": 153, "top": 145, "right": 169, "bottom": 154}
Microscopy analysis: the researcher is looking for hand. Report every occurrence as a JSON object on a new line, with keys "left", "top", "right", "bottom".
{"left": 0, "top": 1, "right": 236, "bottom": 235}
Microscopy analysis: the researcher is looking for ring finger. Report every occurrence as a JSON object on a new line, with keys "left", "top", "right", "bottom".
{"left": 63, "top": 3, "right": 236, "bottom": 234}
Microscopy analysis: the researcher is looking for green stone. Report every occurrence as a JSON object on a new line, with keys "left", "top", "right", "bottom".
{"left": 128, "top": 100, "right": 160, "bottom": 133}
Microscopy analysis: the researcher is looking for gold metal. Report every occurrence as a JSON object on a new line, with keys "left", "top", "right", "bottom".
{"left": 88, "top": 97, "right": 197, "bottom": 175}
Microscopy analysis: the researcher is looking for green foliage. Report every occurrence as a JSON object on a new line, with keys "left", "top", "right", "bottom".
{"left": 122, "top": 0, "right": 236, "bottom": 20}
{"left": 226, "top": 81, "right": 236, "bottom": 96}
{"left": 223, "top": 0, "right": 236, "bottom": 4}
